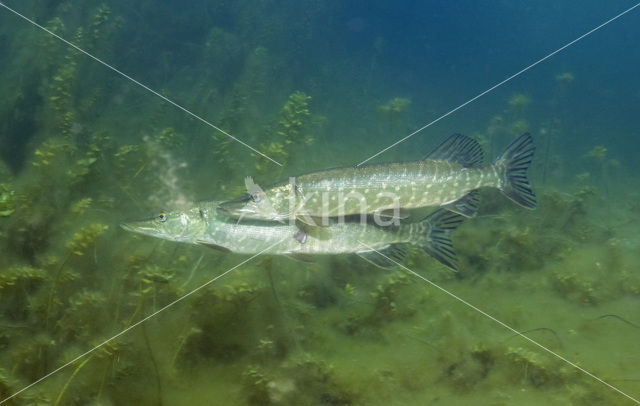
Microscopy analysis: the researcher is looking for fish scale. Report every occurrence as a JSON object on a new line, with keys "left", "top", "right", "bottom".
{"left": 288, "top": 160, "right": 500, "bottom": 216}
{"left": 121, "top": 202, "right": 467, "bottom": 270}
{"left": 219, "top": 133, "right": 536, "bottom": 222}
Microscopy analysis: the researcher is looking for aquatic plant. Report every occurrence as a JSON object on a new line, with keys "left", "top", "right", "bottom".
{"left": 537, "top": 187, "right": 598, "bottom": 242}
{"left": 537, "top": 121, "right": 562, "bottom": 185}
{"left": 46, "top": 25, "right": 83, "bottom": 138}
{"left": 69, "top": 197, "right": 92, "bottom": 217}
{"left": 66, "top": 155, "right": 98, "bottom": 187}
{"left": 377, "top": 97, "right": 411, "bottom": 116}
{"left": 112, "top": 143, "right": 160, "bottom": 199}
{"left": 156, "top": 127, "right": 184, "bottom": 150}
{"left": 552, "top": 267, "right": 599, "bottom": 305}
{"left": 86, "top": 5, "right": 121, "bottom": 50}
{"left": 0, "top": 266, "right": 46, "bottom": 293}
{"left": 443, "top": 345, "right": 494, "bottom": 392}
{"left": 0, "top": 183, "right": 15, "bottom": 217}
{"left": 277, "top": 91, "right": 313, "bottom": 146}
{"left": 113, "top": 144, "right": 142, "bottom": 170}
{"left": 507, "top": 93, "right": 531, "bottom": 111}
{"left": 555, "top": 72, "right": 575, "bottom": 84}
{"left": 31, "top": 139, "right": 72, "bottom": 170}
{"left": 586, "top": 145, "right": 607, "bottom": 161}
{"left": 255, "top": 91, "right": 314, "bottom": 175}
{"left": 218, "top": 46, "right": 270, "bottom": 137}
{"left": 505, "top": 346, "right": 563, "bottom": 387}
{"left": 168, "top": 279, "right": 267, "bottom": 368}
{"left": 65, "top": 223, "right": 108, "bottom": 256}
{"left": 242, "top": 364, "right": 273, "bottom": 405}
{"left": 483, "top": 115, "right": 507, "bottom": 157}
{"left": 57, "top": 290, "right": 108, "bottom": 340}
{"left": 242, "top": 353, "right": 350, "bottom": 406}
{"left": 376, "top": 97, "right": 411, "bottom": 139}
{"left": 33, "top": 4, "right": 121, "bottom": 144}
{"left": 584, "top": 144, "right": 620, "bottom": 196}
{"left": 509, "top": 119, "right": 529, "bottom": 135}
{"left": 1, "top": 2, "right": 639, "bottom": 404}
{"left": 369, "top": 272, "right": 412, "bottom": 322}
{"left": 39, "top": 17, "right": 67, "bottom": 70}
{"left": 619, "top": 269, "right": 640, "bottom": 296}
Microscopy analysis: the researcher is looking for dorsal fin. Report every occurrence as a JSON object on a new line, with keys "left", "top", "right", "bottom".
{"left": 423, "top": 134, "right": 484, "bottom": 168}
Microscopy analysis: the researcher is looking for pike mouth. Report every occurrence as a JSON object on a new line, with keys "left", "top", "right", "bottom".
{"left": 119, "top": 221, "right": 158, "bottom": 236}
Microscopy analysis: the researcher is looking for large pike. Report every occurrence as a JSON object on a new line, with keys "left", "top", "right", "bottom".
{"left": 121, "top": 202, "right": 467, "bottom": 270}
{"left": 218, "top": 133, "right": 536, "bottom": 223}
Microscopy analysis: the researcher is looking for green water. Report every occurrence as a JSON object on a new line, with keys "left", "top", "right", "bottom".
{"left": 1, "top": 1, "right": 639, "bottom": 405}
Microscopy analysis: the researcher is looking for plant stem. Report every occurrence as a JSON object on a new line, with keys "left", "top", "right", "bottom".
{"left": 54, "top": 355, "right": 92, "bottom": 406}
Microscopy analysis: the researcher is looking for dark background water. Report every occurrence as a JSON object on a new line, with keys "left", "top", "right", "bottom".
{"left": 2, "top": 0, "right": 639, "bottom": 184}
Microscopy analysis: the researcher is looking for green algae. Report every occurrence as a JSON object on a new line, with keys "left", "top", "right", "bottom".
{"left": 255, "top": 90, "right": 316, "bottom": 177}
{"left": 4, "top": 135, "right": 639, "bottom": 404}
{"left": 0, "top": 184, "right": 15, "bottom": 217}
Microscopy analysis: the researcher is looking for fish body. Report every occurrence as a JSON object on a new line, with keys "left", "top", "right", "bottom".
{"left": 218, "top": 133, "right": 536, "bottom": 222}
{"left": 121, "top": 202, "right": 466, "bottom": 270}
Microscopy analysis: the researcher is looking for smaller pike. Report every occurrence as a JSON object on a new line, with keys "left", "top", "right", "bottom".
{"left": 121, "top": 202, "right": 467, "bottom": 270}
{"left": 218, "top": 133, "right": 535, "bottom": 223}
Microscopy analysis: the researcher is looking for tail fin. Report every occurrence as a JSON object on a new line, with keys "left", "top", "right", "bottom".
{"left": 494, "top": 133, "right": 536, "bottom": 209}
{"left": 417, "top": 208, "right": 466, "bottom": 271}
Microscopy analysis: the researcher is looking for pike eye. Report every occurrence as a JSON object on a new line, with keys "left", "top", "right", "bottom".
{"left": 250, "top": 192, "right": 261, "bottom": 203}
{"left": 158, "top": 212, "right": 167, "bottom": 222}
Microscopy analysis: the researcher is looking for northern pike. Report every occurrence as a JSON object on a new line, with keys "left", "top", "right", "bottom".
{"left": 218, "top": 133, "right": 535, "bottom": 224}
{"left": 120, "top": 202, "right": 466, "bottom": 270}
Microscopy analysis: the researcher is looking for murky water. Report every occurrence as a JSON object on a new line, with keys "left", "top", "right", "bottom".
{"left": 1, "top": 1, "right": 639, "bottom": 405}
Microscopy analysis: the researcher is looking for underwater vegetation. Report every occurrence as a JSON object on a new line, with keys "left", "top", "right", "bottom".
{"left": 255, "top": 90, "right": 317, "bottom": 178}
{"left": 507, "top": 93, "right": 531, "bottom": 112}
{"left": 1, "top": 1, "right": 639, "bottom": 406}
{"left": 376, "top": 97, "right": 412, "bottom": 137}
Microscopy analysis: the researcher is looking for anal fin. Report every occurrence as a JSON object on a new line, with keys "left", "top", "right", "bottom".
{"left": 357, "top": 244, "right": 408, "bottom": 269}
{"left": 443, "top": 190, "right": 479, "bottom": 218}
{"left": 417, "top": 209, "right": 466, "bottom": 271}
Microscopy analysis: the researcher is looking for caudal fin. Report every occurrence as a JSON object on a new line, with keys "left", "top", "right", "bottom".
{"left": 494, "top": 133, "right": 536, "bottom": 209}
{"left": 417, "top": 208, "right": 466, "bottom": 271}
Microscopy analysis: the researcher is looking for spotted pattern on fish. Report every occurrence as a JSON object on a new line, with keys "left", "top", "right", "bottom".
{"left": 218, "top": 133, "right": 536, "bottom": 222}
{"left": 121, "top": 202, "right": 467, "bottom": 270}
